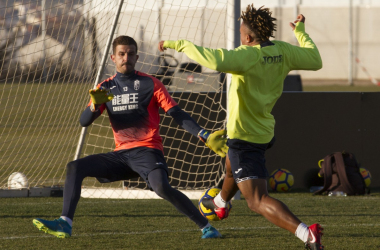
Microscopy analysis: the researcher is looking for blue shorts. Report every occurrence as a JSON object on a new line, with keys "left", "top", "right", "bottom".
{"left": 91, "top": 147, "right": 168, "bottom": 189}
{"left": 227, "top": 137, "right": 275, "bottom": 183}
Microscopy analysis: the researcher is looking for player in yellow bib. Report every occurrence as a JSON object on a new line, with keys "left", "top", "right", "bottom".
{"left": 159, "top": 4, "right": 323, "bottom": 250}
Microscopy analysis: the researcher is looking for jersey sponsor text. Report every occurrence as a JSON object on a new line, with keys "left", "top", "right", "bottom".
{"left": 262, "top": 55, "right": 283, "bottom": 65}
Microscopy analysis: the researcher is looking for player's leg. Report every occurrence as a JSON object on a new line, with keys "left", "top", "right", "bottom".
{"left": 127, "top": 147, "right": 221, "bottom": 238}
{"left": 148, "top": 169, "right": 221, "bottom": 238}
{"left": 202, "top": 139, "right": 270, "bottom": 213}
{"left": 61, "top": 152, "right": 138, "bottom": 220}
{"left": 201, "top": 155, "right": 239, "bottom": 219}
{"left": 220, "top": 155, "right": 240, "bottom": 201}
{"left": 237, "top": 179, "right": 323, "bottom": 250}
{"left": 238, "top": 178, "right": 301, "bottom": 231}
{"left": 229, "top": 138, "right": 323, "bottom": 250}
{"left": 33, "top": 151, "right": 139, "bottom": 238}
{"left": 148, "top": 169, "right": 204, "bottom": 223}
{"left": 202, "top": 138, "right": 276, "bottom": 212}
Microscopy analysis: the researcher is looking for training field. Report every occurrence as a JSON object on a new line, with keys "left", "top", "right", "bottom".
{"left": 1, "top": 192, "right": 379, "bottom": 249}
{"left": 1, "top": 82, "right": 379, "bottom": 250}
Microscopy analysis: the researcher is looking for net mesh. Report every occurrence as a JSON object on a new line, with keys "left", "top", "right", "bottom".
{"left": 3, "top": 0, "right": 376, "bottom": 198}
{"left": 0, "top": 0, "right": 228, "bottom": 198}
{"left": 81, "top": 0, "right": 228, "bottom": 196}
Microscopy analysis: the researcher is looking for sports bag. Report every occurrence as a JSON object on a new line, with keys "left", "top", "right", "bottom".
{"left": 313, "top": 151, "right": 366, "bottom": 196}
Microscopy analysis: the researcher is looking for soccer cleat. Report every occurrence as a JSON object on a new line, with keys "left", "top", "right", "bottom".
{"left": 202, "top": 198, "right": 230, "bottom": 220}
{"left": 201, "top": 226, "right": 222, "bottom": 239}
{"left": 33, "top": 218, "right": 72, "bottom": 238}
{"left": 305, "top": 223, "right": 324, "bottom": 250}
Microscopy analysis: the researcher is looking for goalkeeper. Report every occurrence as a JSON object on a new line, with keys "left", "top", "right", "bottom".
{"left": 33, "top": 36, "right": 227, "bottom": 239}
{"left": 159, "top": 5, "right": 323, "bottom": 250}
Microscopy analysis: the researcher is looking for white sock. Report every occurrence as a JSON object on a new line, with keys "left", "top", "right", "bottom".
{"left": 201, "top": 222, "right": 211, "bottom": 231}
{"left": 295, "top": 223, "right": 309, "bottom": 243}
{"left": 214, "top": 192, "right": 228, "bottom": 208}
{"left": 60, "top": 216, "right": 73, "bottom": 227}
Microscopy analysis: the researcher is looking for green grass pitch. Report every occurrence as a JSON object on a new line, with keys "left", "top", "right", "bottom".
{"left": 1, "top": 83, "right": 379, "bottom": 249}
{"left": 1, "top": 192, "right": 380, "bottom": 249}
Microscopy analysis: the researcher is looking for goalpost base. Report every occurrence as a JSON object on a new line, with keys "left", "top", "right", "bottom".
{"left": 0, "top": 187, "right": 63, "bottom": 198}
{"left": 81, "top": 188, "right": 204, "bottom": 200}
{"left": 0, "top": 187, "right": 241, "bottom": 200}
{"left": 81, "top": 188, "right": 242, "bottom": 200}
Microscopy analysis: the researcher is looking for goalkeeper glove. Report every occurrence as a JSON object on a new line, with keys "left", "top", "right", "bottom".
{"left": 89, "top": 86, "right": 114, "bottom": 105}
{"left": 198, "top": 129, "right": 229, "bottom": 158}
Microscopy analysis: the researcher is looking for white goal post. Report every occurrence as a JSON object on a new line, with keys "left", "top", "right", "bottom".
{"left": 0, "top": 0, "right": 234, "bottom": 199}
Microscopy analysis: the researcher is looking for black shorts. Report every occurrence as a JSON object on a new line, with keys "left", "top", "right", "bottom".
{"left": 87, "top": 147, "right": 168, "bottom": 189}
{"left": 227, "top": 137, "right": 275, "bottom": 183}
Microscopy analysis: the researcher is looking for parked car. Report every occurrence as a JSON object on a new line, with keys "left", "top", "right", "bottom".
{"left": 151, "top": 54, "right": 225, "bottom": 93}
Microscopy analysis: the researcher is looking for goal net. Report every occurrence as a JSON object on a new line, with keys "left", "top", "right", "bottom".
{"left": 0, "top": 0, "right": 228, "bottom": 198}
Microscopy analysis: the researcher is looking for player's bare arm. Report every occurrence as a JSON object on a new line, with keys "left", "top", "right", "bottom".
{"left": 289, "top": 14, "right": 305, "bottom": 30}
{"left": 158, "top": 41, "right": 166, "bottom": 52}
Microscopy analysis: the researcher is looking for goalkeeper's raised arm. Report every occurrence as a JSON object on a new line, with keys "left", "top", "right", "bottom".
{"left": 79, "top": 86, "right": 114, "bottom": 127}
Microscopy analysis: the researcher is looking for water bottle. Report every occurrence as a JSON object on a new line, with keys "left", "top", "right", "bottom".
{"left": 328, "top": 191, "right": 347, "bottom": 197}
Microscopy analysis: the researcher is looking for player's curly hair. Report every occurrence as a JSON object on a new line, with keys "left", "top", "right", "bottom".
{"left": 112, "top": 36, "right": 138, "bottom": 54}
{"left": 239, "top": 4, "right": 277, "bottom": 42}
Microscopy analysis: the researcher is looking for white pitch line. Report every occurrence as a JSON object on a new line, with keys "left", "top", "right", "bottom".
{"left": 1, "top": 226, "right": 276, "bottom": 240}
{"left": 2, "top": 224, "right": 380, "bottom": 240}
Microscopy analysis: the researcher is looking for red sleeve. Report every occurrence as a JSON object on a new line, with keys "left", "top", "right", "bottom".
{"left": 153, "top": 78, "right": 178, "bottom": 112}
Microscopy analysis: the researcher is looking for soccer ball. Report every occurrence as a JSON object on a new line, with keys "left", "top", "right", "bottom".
{"left": 8, "top": 172, "right": 28, "bottom": 189}
{"left": 198, "top": 188, "right": 232, "bottom": 221}
{"left": 269, "top": 168, "right": 294, "bottom": 192}
{"left": 359, "top": 168, "right": 371, "bottom": 187}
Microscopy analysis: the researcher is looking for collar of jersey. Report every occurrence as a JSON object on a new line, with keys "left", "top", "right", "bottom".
{"left": 116, "top": 71, "right": 136, "bottom": 80}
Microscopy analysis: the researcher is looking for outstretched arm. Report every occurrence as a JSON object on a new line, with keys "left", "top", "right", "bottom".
{"left": 166, "top": 105, "right": 201, "bottom": 137}
{"left": 158, "top": 40, "right": 259, "bottom": 74}
{"left": 167, "top": 106, "right": 228, "bottom": 157}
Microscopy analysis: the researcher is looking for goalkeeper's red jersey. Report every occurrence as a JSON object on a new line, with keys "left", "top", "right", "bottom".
{"left": 87, "top": 71, "right": 177, "bottom": 152}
